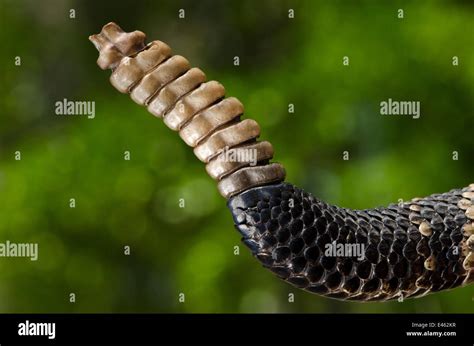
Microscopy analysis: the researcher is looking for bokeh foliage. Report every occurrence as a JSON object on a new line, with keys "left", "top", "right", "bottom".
{"left": 0, "top": 0, "right": 473, "bottom": 312}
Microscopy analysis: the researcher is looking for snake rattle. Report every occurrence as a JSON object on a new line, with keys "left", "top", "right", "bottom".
{"left": 90, "top": 22, "right": 473, "bottom": 301}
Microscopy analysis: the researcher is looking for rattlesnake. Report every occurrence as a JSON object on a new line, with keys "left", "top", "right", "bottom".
{"left": 90, "top": 22, "right": 473, "bottom": 301}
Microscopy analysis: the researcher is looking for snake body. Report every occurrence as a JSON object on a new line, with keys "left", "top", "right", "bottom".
{"left": 90, "top": 23, "right": 474, "bottom": 301}
{"left": 230, "top": 183, "right": 473, "bottom": 301}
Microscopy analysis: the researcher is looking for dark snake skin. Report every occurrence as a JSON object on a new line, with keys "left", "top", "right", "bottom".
{"left": 228, "top": 183, "right": 473, "bottom": 301}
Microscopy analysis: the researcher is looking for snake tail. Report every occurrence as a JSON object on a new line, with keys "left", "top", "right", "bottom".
{"left": 90, "top": 22, "right": 474, "bottom": 301}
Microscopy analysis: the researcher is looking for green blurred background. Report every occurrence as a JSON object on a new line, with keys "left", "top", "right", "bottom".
{"left": 0, "top": 0, "right": 473, "bottom": 313}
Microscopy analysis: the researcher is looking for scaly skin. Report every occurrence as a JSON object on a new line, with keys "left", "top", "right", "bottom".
{"left": 228, "top": 183, "right": 474, "bottom": 301}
